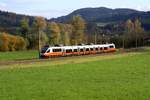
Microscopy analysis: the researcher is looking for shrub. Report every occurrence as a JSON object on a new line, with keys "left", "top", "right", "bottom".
{"left": 0, "top": 33, "right": 26, "bottom": 51}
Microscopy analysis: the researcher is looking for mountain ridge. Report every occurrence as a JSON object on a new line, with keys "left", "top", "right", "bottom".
{"left": 50, "top": 7, "right": 150, "bottom": 31}
{"left": 0, "top": 7, "right": 150, "bottom": 34}
{"left": 50, "top": 7, "right": 144, "bottom": 22}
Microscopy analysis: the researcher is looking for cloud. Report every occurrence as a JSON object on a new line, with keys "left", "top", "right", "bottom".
{"left": 136, "top": 5, "right": 150, "bottom": 11}
{"left": 0, "top": 0, "right": 71, "bottom": 18}
{"left": 39, "top": 9, "right": 72, "bottom": 18}
{"left": 18, "top": 9, "right": 71, "bottom": 19}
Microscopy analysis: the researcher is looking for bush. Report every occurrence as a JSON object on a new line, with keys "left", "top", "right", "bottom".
{"left": 0, "top": 33, "right": 26, "bottom": 51}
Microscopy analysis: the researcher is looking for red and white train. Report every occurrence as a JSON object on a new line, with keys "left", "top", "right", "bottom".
{"left": 40, "top": 43, "right": 116, "bottom": 58}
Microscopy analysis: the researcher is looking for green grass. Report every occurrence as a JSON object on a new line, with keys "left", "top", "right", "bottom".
{"left": 0, "top": 51, "right": 150, "bottom": 100}
{"left": 0, "top": 50, "right": 38, "bottom": 61}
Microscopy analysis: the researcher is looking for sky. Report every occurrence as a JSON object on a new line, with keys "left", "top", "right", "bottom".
{"left": 0, "top": 0, "right": 150, "bottom": 19}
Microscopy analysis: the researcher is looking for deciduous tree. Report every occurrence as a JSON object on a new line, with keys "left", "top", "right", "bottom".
{"left": 47, "top": 22, "right": 61, "bottom": 45}
{"left": 20, "top": 17, "right": 30, "bottom": 38}
{"left": 32, "top": 16, "right": 47, "bottom": 52}
{"left": 0, "top": 33, "right": 26, "bottom": 51}
{"left": 70, "top": 16, "right": 86, "bottom": 45}
{"left": 134, "top": 19, "right": 145, "bottom": 48}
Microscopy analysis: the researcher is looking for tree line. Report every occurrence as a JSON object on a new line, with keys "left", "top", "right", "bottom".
{"left": 0, "top": 15, "right": 148, "bottom": 52}
{"left": 27, "top": 16, "right": 86, "bottom": 50}
{"left": 87, "top": 19, "right": 147, "bottom": 48}
{"left": 0, "top": 15, "right": 86, "bottom": 51}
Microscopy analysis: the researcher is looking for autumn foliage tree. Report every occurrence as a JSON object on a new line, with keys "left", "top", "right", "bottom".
{"left": 15, "top": 36, "right": 27, "bottom": 50}
{"left": 32, "top": 16, "right": 48, "bottom": 50}
{"left": 58, "top": 23, "right": 73, "bottom": 45}
{"left": 20, "top": 17, "right": 30, "bottom": 38}
{"left": 0, "top": 33, "right": 26, "bottom": 51}
{"left": 124, "top": 19, "right": 145, "bottom": 48}
{"left": 123, "top": 19, "right": 134, "bottom": 48}
{"left": 47, "top": 22, "right": 61, "bottom": 45}
{"left": 134, "top": 19, "right": 145, "bottom": 48}
{"left": 0, "top": 33, "right": 9, "bottom": 51}
{"left": 70, "top": 16, "right": 86, "bottom": 45}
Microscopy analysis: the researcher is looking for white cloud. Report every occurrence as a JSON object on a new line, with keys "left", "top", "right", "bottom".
{"left": 0, "top": 0, "right": 71, "bottom": 18}
{"left": 135, "top": 5, "right": 150, "bottom": 11}
{"left": 144, "top": 6, "right": 150, "bottom": 11}
{"left": 17, "top": 9, "right": 71, "bottom": 18}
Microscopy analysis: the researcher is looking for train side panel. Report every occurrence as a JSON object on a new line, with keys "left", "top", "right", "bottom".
{"left": 40, "top": 43, "right": 116, "bottom": 58}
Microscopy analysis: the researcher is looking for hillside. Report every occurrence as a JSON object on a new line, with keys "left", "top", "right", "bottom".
{"left": 51, "top": 7, "right": 150, "bottom": 31}
{"left": 0, "top": 7, "right": 150, "bottom": 34}
{"left": 51, "top": 7, "right": 139, "bottom": 22}
{"left": 0, "top": 10, "right": 34, "bottom": 34}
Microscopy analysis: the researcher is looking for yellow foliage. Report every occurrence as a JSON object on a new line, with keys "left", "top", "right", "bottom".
{"left": 0, "top": 33, "right": 26, "bottom": 52}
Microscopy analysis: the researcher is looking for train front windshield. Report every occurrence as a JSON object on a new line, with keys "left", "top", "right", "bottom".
{"left": 41, "top": 47, "right": 48, "bottom": 53}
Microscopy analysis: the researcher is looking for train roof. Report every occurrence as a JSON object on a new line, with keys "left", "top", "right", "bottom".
{"left": 44, "top": 43, "right": 115, "bottom": 49}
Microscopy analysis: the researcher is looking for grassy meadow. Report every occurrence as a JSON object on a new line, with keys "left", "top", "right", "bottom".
{"left": 0, "top": 50, "right": 38, "bottom": 61}
{"left": 0, "top": 49, "right": 150, "bottom": 100}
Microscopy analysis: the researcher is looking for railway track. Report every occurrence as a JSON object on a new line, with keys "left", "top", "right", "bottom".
{"left": 0, "top": 53, "right": 116, "bottom": 66}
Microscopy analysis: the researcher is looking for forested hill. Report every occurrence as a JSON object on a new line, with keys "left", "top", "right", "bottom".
{"left": 50, "top": 7, "right": 150, "bottom": 31}
{"left": 0, "top": 10, "right": 34, "bottom": 34}
{"left": 0, "top": 7, "right": 150, "bottom": 51}
{"left": 51, "top": 7, "right": 140, "bottom": 22}
{"left": 0, "top": 7, "right": 150, "bottom": 34}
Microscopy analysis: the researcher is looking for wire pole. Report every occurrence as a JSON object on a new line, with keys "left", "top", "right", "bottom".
{"left": 94, "top": 32, "right": 97, "bottom": 44}
{"left": 38, "top": 30, "right": 41, "bottom": 59}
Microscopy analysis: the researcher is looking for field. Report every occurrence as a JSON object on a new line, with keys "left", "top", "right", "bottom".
{"left": 0, "top": 50, "right": 38, "bottom": 61}
{"left": 0, "top": 49, "right": 150, "bottom": 100}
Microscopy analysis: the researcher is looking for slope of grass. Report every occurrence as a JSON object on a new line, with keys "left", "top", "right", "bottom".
{"left": 0, "top": 51, "right": 150, "bottom": 100}
{"left": 0, "top": 50, "right": 38, "bottom": 61}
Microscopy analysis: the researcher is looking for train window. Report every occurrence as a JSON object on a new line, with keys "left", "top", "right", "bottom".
{"left": 80, "top": 49, "right": 84, "bottom": 52}
{"left": 41, "top": 47, "right": 48, "bottom": 53}
{"left": 95, "top": 48, "right": 98, "bottom": 51}
{"left": 109, "top": 45, "right": 114, "bottom": 48}
{"left": 66, "top": 49, "right": 72, "bottom": 53}
{"left": 52, "top": 49, "right": 62, "bottom": 52}
{"left": 86, "top": 48, "right": 89, "bottom": 51}
{"left": 90, "top": 48, "right": 94, "bottom": 51}
{"left": 104, "top": 47, "right": 108, "bottom": 50}
{"left": 74, "top": 49, "right": 78, "bottom": 52}
{"left": 46, "top": 49, "right": 50, "bottom": 53}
